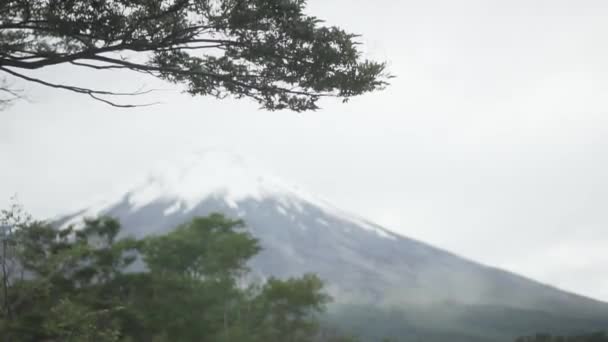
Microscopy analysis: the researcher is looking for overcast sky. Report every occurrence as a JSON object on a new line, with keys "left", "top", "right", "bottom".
{"left": 2, "top": 0, "right": 608, "bottom": 301}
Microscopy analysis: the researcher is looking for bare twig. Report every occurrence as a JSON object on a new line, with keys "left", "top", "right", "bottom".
{"left": 0, "top": 78, "right": 22, "bottom": 108}
{"left": 0, "top": 67, "right": 160, "bottom": 107}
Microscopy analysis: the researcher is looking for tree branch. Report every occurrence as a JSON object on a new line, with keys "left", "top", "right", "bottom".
{"left": 0, "top": 66, "right": 160, "bottom": 107}
{"left": 86, "top": 55, "right": 335, "bottom": 98}
{"left": 68, "top": 61, "right": 129, "bottom": 70}
{"left": 0, "top": 78, "right": 22, "bottom": 108}
{"left": 0, "top": 0, "right": 390, "bottom": 111}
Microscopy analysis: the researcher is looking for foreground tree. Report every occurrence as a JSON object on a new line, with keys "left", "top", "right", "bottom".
{"left": 515, "top": 332, "right": 608, "bottom": 342}
{"left": 0, "top": 206, "right": 339, "bottom": 341}
{"left": 0, "top": 213, "right": 138, "bottom": 341}
{"left": 255, "top": 274, "right": 330, "bottom": 342}
{"left": 0, "top": 0, "right": 390, "bottom": 110}
{"left": 0, "top": 200, "right": 31, "bottom": 327}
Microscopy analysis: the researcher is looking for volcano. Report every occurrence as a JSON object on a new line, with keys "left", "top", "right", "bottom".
{"left": 59, "top": 149, "right": 608, "bottom": 341}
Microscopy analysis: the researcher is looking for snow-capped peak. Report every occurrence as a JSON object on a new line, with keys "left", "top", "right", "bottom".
{"left": 127, "top": 148, "right": 297, "bottom": 210}
{"left": 61, "top": 148, "right": 397, "bottom": 240}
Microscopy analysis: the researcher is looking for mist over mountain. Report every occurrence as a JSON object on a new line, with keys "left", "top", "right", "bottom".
{"left": 60, "top": 149, "right": 608, "bottom": 341}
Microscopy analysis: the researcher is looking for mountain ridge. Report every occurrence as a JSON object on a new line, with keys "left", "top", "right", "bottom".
{"left": 57, "top": 149, "right": 608, "bottom": 341}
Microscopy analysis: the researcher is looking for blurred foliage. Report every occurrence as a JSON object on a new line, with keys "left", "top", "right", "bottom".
{"left": 0, "top": 205, "right": 341, "bottom": 341}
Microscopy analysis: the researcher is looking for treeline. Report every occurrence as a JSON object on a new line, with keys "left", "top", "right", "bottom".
{"left": 516, "top": 332, "right": 608, "bottom": 342}
{"left": 1, "top": 203, "right": 606, "bottom": 342}
{"left": 0, "top": 204, "right": 354, "bottom": 342}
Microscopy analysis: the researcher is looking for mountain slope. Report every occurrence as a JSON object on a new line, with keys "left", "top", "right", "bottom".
{"left": 60, "top": 150, "right": 608, "bottom": 340}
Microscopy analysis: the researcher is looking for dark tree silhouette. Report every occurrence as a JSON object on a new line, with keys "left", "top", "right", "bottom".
{"left": 0, "top": 0, "right": 391, "bottom": 110}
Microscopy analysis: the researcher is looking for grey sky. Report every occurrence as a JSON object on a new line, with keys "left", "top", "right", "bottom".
{"left": 2, "top": 0, "right": 608, "bottom": 301}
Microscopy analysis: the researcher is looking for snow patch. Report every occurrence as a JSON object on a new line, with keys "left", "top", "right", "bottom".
{"left": 163, "top": 201, "right": 182, "bottom": 216}
{"left": 291, "top": 200, "right": 304, "bottom": 213}
{"left": 305, "top": 198, "right": 397, "bottom": 241}
{"left": 222, "top": 194, "right": 239, "bottom": 209}
{"left": 275, "top": 204, "right": 288, "bottom": 216}
{"left": 315, "top": 218, "right": 330, "bottom": 226}
{"left": 59, "top": 199, "right": 115, "bottom": 229}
